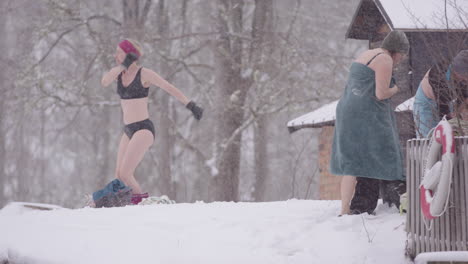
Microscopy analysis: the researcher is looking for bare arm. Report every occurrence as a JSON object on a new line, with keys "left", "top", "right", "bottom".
{"left": 373, "top": 55, "right": 399, "bottom": 100}
{"left": 101, "top": 66, "right": 125, "bottom": 87}
{"left": 141, "top": 68, "right": 190, "bottom": 105}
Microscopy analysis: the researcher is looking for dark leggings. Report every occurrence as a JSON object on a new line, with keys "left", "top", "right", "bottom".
{"left": 350, "top": 177, "right": 406, "bottom": 214}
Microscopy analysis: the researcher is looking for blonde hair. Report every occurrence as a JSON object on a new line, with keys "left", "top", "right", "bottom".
{"left": 126, "top": 39, "right": 144, "bottom": 57}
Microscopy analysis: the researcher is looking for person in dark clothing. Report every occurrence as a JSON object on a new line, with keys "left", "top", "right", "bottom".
{"left": 346, "top": 178, "right": 406, "bottom": 215}
{"left": 413, "top": 50, "right": 468, "bottom": 138}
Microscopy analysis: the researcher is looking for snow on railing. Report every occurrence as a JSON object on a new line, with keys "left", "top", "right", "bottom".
{"left": 414, "top": 251, "right": 468, "bottom": 264}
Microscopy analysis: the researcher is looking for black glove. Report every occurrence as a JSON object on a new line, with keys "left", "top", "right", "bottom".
{"left": 186, "top": 101, "right": 204, "bottom": 120}
{"left": 121, "top": 52, "right": 138, "bottom": 68}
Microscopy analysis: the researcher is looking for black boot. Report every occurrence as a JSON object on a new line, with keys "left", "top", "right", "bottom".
{"left": 350, "top": 177, "right": 380, "bottom": 215}
{"left": 380, "top": 180, "right": 406, "bottom": 209}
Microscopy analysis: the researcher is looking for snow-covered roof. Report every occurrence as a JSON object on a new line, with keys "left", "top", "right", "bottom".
{"left": 379, "top": 0, "right": 468, "bottom": 31}
{"left": 287, "top": 100, "right": 338, "bottom": 132}
{"left": 394, "top": 96, "right": 414, "bottom": 112}
{"left": 347, "top": 0, "right": 468, "bottom": 40}
{"left": 288, "top": 97, "right": 414, "bottom": 132}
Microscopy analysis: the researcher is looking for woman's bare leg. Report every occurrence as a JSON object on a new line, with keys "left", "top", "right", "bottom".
{"left": 118, "top": 130, "right": 154, "bottom": 194}
{"left": 340, "top": 175, "right": 356, "bottom": 215}
{"left": 115, "top": 133, "right": 130, "bottom": 180}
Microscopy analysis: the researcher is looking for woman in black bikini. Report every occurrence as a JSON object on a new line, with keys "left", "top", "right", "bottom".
{"left": 99, "top": 39, "right": 203, "bottom": 206}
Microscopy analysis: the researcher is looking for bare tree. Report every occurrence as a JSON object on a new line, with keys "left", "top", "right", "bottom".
{"left": 154, "top": 0, "right": 177, "bottom": 199}
{"left": 211, "top": 0, "right": 276, "bottom": 201}
{"left": 1, "top": 0, "right": 365, "bottom": 206}
{"left": 122, "top": 0, "right": 152, "bottom": 39}
{"left": 0, "top": 1, "right": 8, "bottom": 206}
{"left": 251, "top": 0, "right": 274, "bottom": 201}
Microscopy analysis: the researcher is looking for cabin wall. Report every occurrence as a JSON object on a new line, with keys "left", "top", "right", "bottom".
{"left": 318, "top": 126, "right": 341, "bottom": 200}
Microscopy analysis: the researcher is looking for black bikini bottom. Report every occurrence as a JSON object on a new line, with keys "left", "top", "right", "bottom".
{"left": 123, "top": 119, "right": 155, "bottom": 139}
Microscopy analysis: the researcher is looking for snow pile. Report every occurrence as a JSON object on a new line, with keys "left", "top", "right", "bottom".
{"left": 0, "top": 200, "right": 410, "bottom": 264}
{"left": 415, "top": 251, "right": 468, "bottom": 264}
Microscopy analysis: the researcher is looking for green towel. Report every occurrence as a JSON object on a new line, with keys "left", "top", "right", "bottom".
{"left": 330, "top": 62, "right": 404, "bottom": 181}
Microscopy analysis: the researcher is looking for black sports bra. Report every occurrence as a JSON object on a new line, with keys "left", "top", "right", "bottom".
{"left": 117, "top": 68, "right": 149, "bottom": 99}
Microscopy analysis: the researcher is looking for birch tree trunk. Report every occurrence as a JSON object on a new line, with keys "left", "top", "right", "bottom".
{"left": 251, "top": 0, "right": 273, "bottom": 201}
{"left": 155, "top": 0, "right": 177, "bottom": 199}
{"left": 211, "top": 0, "right": 274, "bottom": 201}
{"left": 254, "top": 115, "right": 269, "bottom": 201}
{"left": 0, "top": 3, "right": 6, "bottom": 205}
{"left": 211, "top": 0, "right": 244, "bottom": 201}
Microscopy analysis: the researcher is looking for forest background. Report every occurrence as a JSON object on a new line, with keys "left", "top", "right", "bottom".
{"left": 0, "top": 0, "right": 365, "bottom": 208}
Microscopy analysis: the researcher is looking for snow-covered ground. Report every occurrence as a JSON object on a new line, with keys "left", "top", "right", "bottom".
{"left": 0, "top": 200, "right": 411, "bottom": 264}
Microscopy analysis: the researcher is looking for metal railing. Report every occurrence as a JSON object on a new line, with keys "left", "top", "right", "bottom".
{"left": 406, "top": 137, "right": 468, "bottom": 259}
